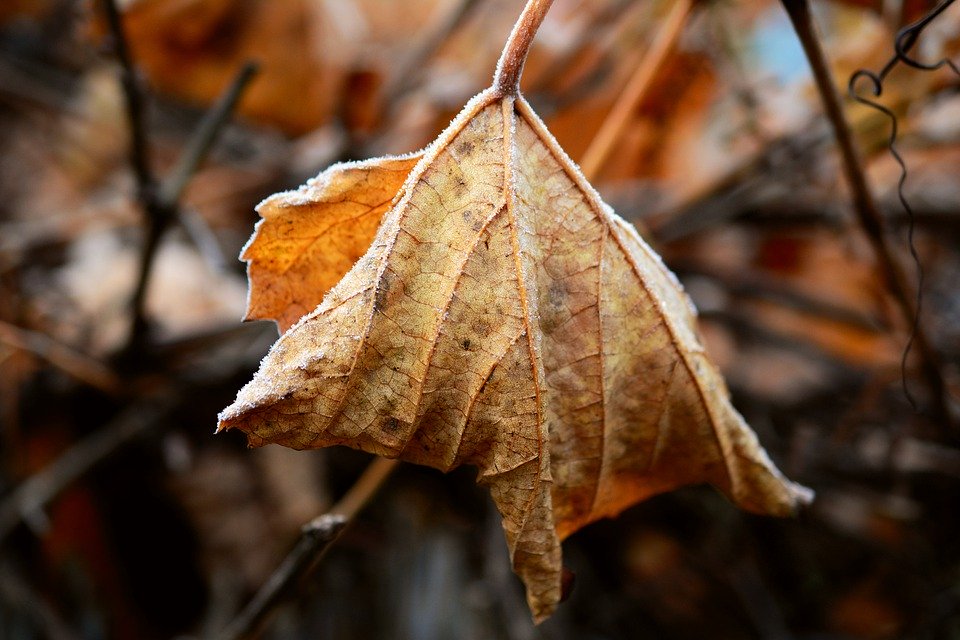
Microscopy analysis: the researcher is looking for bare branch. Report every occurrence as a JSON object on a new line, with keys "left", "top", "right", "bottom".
{"left": 159, "top": 61, "right": 260, "bottom": 208}
{"left": 100, "top": 0, "right": 153, "bottom": 195}
{"left": 779, "top": 0, "right": 954, "bottom": 426}
{"left": 382, "top": 0, "right": 485, "bottom": 107}
{"left": 0, "top": 394, "right": 178, "bottom": 544}
{"left": 0, "top": 560, "right": 82, "bottom": 640}
{"left": 214, "top": 457, "right": 399, "bottom": 640}
{"left": 125, "top": 61, "right": 258, "bottom": 351}
{"left": 0, "top": 321, "right": 122, "bottom": 395}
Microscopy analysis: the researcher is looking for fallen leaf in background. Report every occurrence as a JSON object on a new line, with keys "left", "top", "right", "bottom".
{"left": 219, "top": 80, "right": 812, "bottom": 619}
{"left": 112, "top": 0, "right": 475, "bottom": 136}
{"left": 0, "top": 0, "right": 54, "bottom": 25}
{"left": 116, "top": 0, "right": 347, "bottom": 134}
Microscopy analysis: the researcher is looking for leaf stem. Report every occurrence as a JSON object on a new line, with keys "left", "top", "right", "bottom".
{"left": 780, "top": 0, "right": 953, "bottom": 426}
{"left": 493, "top": 0, "right": 556, "bottom": 96}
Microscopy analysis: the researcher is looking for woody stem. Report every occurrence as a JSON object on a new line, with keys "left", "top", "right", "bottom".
{"left": 493, "top": 0, "right": 555, "bottom": 96}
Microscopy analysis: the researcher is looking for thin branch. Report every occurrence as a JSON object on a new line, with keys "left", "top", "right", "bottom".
{"left": 99, "top": 2, "right": 259, "bottom": 353}
{"left": 381, "top": 0, "right": 485, "bottom": 107}
{"left": 0, "top": 560, "right": 82, "bottom": 640}
{"left": 526, "top": 0, "right": 635, "bottom": 98}
{"left": 100, "top": 0, "right": 152, "bottom": 195}
{"left": 578, "top": 0, "right": 693, "bottom": 181}
{"left": 0, "top": 321, "right": 122, "bottom": 395}
{"left": 645, "top": 123, "right": 831, "bottom": 240}
{"left": 214, "top": 456, "right": 399, "bottom": 640}
{"left": 125, "top": 61, "right": 258, "bottom": 350}
{"left": 327, "top": 456, "right": 399, "bottom": 520}
{"left": 493, "top": 0, "right": 556, "bottom": 96}
{"left": 671, "top": 261, "right": 884, "bottom": 332}
{"left": 212, "top": 515, "right": 347, "bottom": 640}
{"left": 0, "top": 394, "right": 178, "bottom": 544}
{"left": 159, "top": 61, "right": 259, "bottom": 207}
{"left": 779, "top": 0, "right": 953, "bottom": 425}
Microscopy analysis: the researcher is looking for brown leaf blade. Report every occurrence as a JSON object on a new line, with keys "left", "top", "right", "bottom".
{"left": 243, "top": 154, "right": 422, "bottom": 332}
{"left": 219, "top": 88, "right": 812, "bottom": 622}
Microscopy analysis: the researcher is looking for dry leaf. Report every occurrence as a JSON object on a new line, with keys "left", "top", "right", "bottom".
{"left": 115, "top": 0, "right": 346, "bottom": 134}
{"left": 220, "top": 2, "right": 811, "bottom": 621}
{"left": 243, "top": 154, "right": 423, "bottom": 333}
{"left": 219, "top": 85, "right": 812, "bottom": 619}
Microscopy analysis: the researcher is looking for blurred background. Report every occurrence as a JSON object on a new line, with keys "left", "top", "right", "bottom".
{"left": 1, "top": 0, "right": 959, "bottom": 638}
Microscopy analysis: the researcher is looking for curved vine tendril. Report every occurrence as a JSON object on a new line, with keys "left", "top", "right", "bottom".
{"left": 847, "top": 0, "right": 959, "bottom": 410}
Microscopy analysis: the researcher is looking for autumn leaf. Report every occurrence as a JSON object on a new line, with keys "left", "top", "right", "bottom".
{"left": 219, "top": 0, "right": 812, "bottom": 622}
{"left": 114, "top": 0, "right": 345, "bottom": 134}
{"left": 242, "top": 154, "right": 423, "bottom": 333}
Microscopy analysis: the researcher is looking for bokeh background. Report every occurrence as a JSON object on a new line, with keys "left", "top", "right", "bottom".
{"left": 1, "top": 0, "right": 959, "bottom": 638}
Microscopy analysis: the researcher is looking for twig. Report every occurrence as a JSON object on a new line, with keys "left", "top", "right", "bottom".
{"left": 101, "top": 0, "right": 257, "bottom": 352}
{"left": 125, "top": 61, "right": 258, "bottom": 350}
{"left": 214, "top": 456, "right": 399, "bottom": 640}
{"left": 0, "top": 393, "right": 178, "bottom": 544}
{"left": 100, "top": 0, "right": 152, "bottom": 195}
{"left": 493, "top": 0, "right": 556, "bottom": 96}
{"left": 644, "top": 122, "right": 831, "bottom": 241}
{"left": 212, "top": 515, "right": 347, "bottom": 640}
{"left": 158, "top": 62, "right": 259, "bottom": 207}
{"left": 779, "top": 0, "right": 953, "bottom": 425}
{"left": 0, "top": 560, "right": 82, "bottom": 640}
{"left": 725, "top": 556, "right": 794, "bottom": 640}
{"left": 381, "top": 0, "right": 484, "bottom": 107}
{"left": 0, "top": 321, "right": 122, "bottom": 395}
{"left": 527, "top": 0, "right": 634, "bottom": 97}
{"left": 578, "top": 0, "right": 693, "bottom": 181}
{"left": 671, "top": 261, "right": 884, "bottom": 332}
{"left": 0, "top": 322, "right": 269, "bottom": 547}
{"left": 702, "top": 309, "right": 867, "bottom": 372}
{"left": 327, "top": 456, "right": 399, "bottom": 520}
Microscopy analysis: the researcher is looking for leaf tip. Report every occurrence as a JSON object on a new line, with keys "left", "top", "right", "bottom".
{"left": 788, "top": 481, "right": 816, "bottom": 511}
{"left": 216, "top": 404, "right": 270, "bottom": 450}
{"left": 214, "top": 407, "right": 236, "bottom": 435}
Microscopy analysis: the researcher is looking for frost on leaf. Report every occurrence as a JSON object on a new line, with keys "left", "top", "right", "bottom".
{"left": 242, "top": 153, "right": 423, "bottom": 333}
{"left": 219, "top": 88, "right": 812, "bottom": 622}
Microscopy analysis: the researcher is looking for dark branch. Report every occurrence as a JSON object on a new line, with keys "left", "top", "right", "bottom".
{"left": 123, "top": 61, "right": 259, "bottom": 352}
{"left": 213, "top": 515, "right": 348, "bottom": 640}
{"left": 100, "top": 0, "right": 153, "bottom": 195}
{"left": 159, "top": 61, "right": 260, "bottom": 207}
{"left": 779, "top": 0, "right": 954, "bottom": 427}
{"left": 0, "top": 560, "right": 82, "bottom": 640}
{"left": 214, "top": 457, "right": 398, "bottom": 640}
{"left": 0, "top": 394, "right": 178, "bottom": 544}
{"left": 0, "top": 320, "right": 122, "bottom": 395}
{"left": 381, "top": 0, "right": 484, "bottom": 108}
